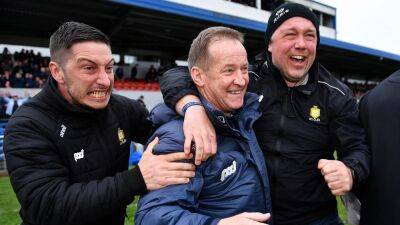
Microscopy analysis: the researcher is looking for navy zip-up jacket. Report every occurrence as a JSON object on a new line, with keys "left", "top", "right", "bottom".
{"left": 135, "top": 93, "right": 272, "bottom": 225}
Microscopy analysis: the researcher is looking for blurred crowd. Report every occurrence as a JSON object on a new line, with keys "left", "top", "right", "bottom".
{"left": 114, "top": 63, "right": 175, "bottom": 83}
{"left": 0, "top": 47, "right": 50, "bottom": 89}
{"left": 0, "top": 91, "right": 29, "bottom": 119}
{"left": 0, "top": 47, "right": 379, "bottom": 102}
{"left": 342, "top": 80, "right": 378, "bottom": 100}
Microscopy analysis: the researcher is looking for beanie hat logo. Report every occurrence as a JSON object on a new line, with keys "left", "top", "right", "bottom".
{"left": 273, "top": 8, "right": 290, "bottom": 24}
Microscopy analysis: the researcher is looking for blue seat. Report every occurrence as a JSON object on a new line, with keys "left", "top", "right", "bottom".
{"left": 0, "top": 146, "right": 3, "bottom": 161}
{"left": 129, "top": 142, "right": 143, "bottom": 166}
{"left": 129, "top": 151, "right": 142, "bottom": 166}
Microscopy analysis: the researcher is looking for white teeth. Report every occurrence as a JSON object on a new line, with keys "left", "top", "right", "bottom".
{"left": 89, "top": 91, "right": 107, "bottom": 98}
{"left": 291, "top": 55, "right": 305, "bottom": 60}
{"left": 228, "top": 90, "right": 242, "bottom": 94}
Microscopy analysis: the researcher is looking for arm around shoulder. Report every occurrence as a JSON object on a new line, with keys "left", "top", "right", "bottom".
{"left": 160, "top": 66, "right": 199, "bottom": 110}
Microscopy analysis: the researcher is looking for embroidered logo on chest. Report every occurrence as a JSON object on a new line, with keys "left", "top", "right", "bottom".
{"left": 309, "top": 105, "right": 321, "bottom": 122}
{"left": 118, "top": 128, "right": 127, "bottom": 145}
{"left": 220, "top": 160, "right": 237, "bottom": 182}
{"left": 60, "top": 124, "right": 67, "bottom": 137}
{"left": 74, "top": 149, "right": 84, "bottom": 162}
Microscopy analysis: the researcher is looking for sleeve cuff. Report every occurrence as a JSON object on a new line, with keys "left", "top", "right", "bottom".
{"left": 120, "top": 166, "right": 148, "bottom": 197}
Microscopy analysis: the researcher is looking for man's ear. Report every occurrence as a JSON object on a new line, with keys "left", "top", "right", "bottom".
{"left": 48, "top": 61, "right": 65, "bottom": 84}
{"left": 190, "top": 66, "right": 205, "bottom": 87}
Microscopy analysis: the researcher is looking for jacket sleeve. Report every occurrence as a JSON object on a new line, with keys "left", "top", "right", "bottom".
{"left": 329, "top": 89, "right": 370, "bottom": 189}
{"left": 358, "top": 93, "right": 370, "bottom": 137}
{"left": 159, "top": 66, "right": 199, "bottom": 110}
{"left": 4, "top": 117, "right": 146, "bottom": 225}
{"left": 135, "top": 122, "right": 220, "bottom": 225}
{"left": 127, "top": 98, "right": 154, "bottom": 144}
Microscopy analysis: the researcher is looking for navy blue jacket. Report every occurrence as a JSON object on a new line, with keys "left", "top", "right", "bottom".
{"left": 135, "top": 93, "right": 272, "bottom": 225}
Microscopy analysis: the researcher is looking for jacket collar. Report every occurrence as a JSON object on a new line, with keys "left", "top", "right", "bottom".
{"left": 200, "top": 93, "right": 261, "bottom": 138}
{"left": 39, "top": 76, "right": 102, "bottom": 115}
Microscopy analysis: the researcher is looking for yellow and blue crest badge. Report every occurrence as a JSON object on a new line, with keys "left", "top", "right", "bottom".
{"left": 309, "top": 105, "right": 321, "bottom": 122}
{"left": 118, "top": 128, "right": 127, "bottom": 145}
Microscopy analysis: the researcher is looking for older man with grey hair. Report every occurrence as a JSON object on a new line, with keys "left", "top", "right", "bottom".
{"left": 135, "top": 26, "right": 272, "bottom": 225}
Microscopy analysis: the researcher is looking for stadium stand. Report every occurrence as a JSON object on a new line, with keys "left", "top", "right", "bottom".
{"left": 0, "top": 47, "right": 50, "bottom": 89}
{"left": 0, "top": 47, "right": 162, "bottom": 92}
{"left": 1, "top": 46, "right": 376, "bottom": 106}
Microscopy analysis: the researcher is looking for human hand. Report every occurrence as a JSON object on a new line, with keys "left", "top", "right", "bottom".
{"left": 183, "top": 106, "right": 217, "bottom": 165}
{"left": 318, "top": 159, "right": 353, "bottom": 196}
{"left": 218, "top": 212, "right": 270, "bottom": 225}
{"left": 138, "top": 137, "right": 196, "bottom": 191}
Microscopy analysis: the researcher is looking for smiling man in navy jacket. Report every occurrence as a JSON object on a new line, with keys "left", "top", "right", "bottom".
{"left": 135, "top": 26, "right": 272, "bottom": 225}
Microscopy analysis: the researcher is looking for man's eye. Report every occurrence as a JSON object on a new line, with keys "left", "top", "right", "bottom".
{"left": 224, "top": 68, "right": 234, "bottom": 73}
{"left": 305, "top": 34, "right": 316, "bottom": 40}
{"left": 83, "top": 66, "right": 94, "bottom": 71}
{"left": 106, "top": 66, "right": 113, "bottom": 72}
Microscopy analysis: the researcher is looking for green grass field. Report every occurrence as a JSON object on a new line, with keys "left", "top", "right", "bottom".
{"left": 0, "top": 176, "right": 349, "bottom": 225}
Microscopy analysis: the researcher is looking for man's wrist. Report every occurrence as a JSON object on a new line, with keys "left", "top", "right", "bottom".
{"left": 175, "top": 95, "right": 201, "bottom": 115}
{"left": 182, "top": 101, "right": 203, "bottom": 115}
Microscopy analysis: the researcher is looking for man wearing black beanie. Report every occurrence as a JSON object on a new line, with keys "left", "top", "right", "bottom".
{"left": 159, "top": 2, "right": 370, "bottom": 225}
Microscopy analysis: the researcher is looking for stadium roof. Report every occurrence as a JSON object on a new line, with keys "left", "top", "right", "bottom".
{"left": 1, "top": 0, "right": 399, "bottom": 79}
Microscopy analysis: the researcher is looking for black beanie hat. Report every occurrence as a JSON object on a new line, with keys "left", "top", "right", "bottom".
{"left": 265, "top": 3, "right": 320, "bottom": 47}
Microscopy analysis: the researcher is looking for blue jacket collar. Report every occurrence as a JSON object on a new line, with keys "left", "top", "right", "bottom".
{"left": 200, "top": 92, "right": 261, "bottom": 138}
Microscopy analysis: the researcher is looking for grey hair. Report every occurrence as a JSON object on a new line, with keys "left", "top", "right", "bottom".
{"left": 187, "top": 26, "right": 244, "bottom": 70}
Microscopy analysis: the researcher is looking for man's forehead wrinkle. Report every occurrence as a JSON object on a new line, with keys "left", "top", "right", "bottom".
{"left": 75, "top": 56, "right": 114, "bottom": 65}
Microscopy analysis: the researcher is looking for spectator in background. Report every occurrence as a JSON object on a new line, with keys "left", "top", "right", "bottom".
{"left": 0, "top": 48, "right": 11, "bottom": 73}
{"left": 130, "top": 63, "right": 138, "bottom": 81}
{"left": 4, "top": 81, "right": 11, "bottom": 88}
{"left": 34, "top": 67, "right": 50, "bottom": 83}
{"left": 21, "top": 59, "right": 32, "bottom": 74}
{"left": 25, "top": 73, "right": 35, "bottom": 88}
{"left": 0, "top": 70, "right": 12, "bottom": 87}
{"left": 145, "top": 64, "right": 157, "bottom": 82}
{"left": 137, "top": 95, "right": 146, "bottom": 108}
{"left": 1, "top": 47, "right": 11, "bottom": 59}
{"left": 34, "top": 76, "right": 45, "bottom": 88}
{"left": 12, "top": 61, "right": 22, "bottom": 75}
{"left": 0, "top": 47, "right": 51, "bottom": 89}
{"left": 0, "top": 92, "right": 8, "bottom": 118}
{"left": 34, "top": 67, "right": 46, "bottom": 79}
{"left": 1, "top": 58, "right": 13, "bottom": 73}
{"left": 4, "top": 94, "right": 28, "bottom": 117}
{"left": 115, "top": 66, "right": 124, "bottom": 80}
{"left": 13, "top": 72, "right": 25, "bottom": 88}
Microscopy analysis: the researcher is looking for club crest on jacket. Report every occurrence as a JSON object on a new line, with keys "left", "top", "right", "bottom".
{"left": 309, "top": 105, "right": 321, "bottom": 122}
